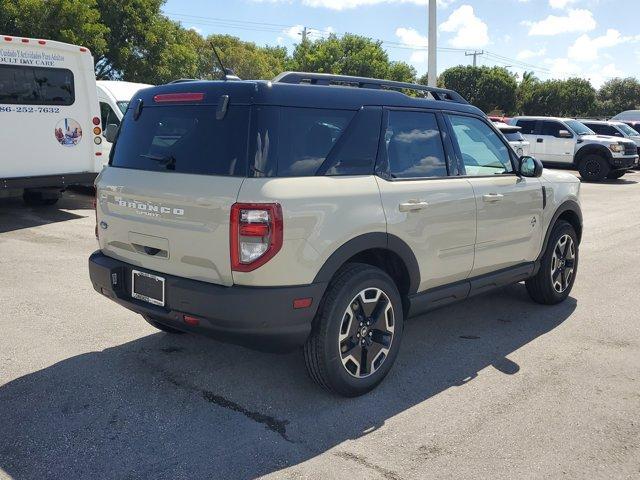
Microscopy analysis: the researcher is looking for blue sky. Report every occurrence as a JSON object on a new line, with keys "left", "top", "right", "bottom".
{"left": 162, "top": 0, "right": 640, "bottom": 87}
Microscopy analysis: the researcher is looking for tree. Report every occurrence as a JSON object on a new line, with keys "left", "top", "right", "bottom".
{"left": 517, "top": 78, "right": 596, "bottom": 117}
{"left": 0, "top": 0, "right": 108, "bottom": 57}
{"left": 290, "top": 33, "right": 416, "bottom": 83}
{"left": 439, "top": 65, "right": 517, "bottom": 114}
{"left": 597, "top": 78, "right": 640, "bottom": 117}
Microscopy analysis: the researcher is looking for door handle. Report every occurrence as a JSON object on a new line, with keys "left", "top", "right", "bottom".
{"left": 537, "top": 138, "right": 544, "bottom": 143}
{"left": 399, "top": 200, "right": 429, "bottom": 212}
{"left": 482, "top": 193, "right": 504, "bottom": 203}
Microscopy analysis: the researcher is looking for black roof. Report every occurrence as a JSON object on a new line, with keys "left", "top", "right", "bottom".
{"left": 132, "top": 74, "right": 483, "bottom": 116}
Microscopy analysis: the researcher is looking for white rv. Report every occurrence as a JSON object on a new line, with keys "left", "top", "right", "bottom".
{"left": 0, "top": 35, "right": 101, "bottom": 205}
{"left": 97, "top": 80, "right": 152, "bottom": 157}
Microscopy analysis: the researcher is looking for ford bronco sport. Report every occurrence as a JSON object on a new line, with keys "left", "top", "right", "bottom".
{"left": 89, "top": 72, "right": 583, "bottom": 397}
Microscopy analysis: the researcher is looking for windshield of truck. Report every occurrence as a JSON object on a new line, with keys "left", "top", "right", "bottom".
{"left": 617, "top": 122, "right": 640, "bottom": 136}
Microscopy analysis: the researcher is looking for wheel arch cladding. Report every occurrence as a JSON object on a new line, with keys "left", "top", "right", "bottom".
{"left": 575, "top": 144, "right": 612, "bottom": 164}
{"left": 313, "top": 233, "right": 420, "bottom": 296}
{"left": 539, "top": 200, "right": 583, "bottom": 264}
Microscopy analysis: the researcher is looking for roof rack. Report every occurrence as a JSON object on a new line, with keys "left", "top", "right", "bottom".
{"left": 272, "top": 72, "right": 468, "bottom": 104}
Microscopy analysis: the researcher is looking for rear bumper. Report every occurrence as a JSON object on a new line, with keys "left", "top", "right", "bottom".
{"left": 1, "top": 172, "right": 97, "bottom": 190}
{"left": 88, "top": 251, "right": 326, "bottom": 351}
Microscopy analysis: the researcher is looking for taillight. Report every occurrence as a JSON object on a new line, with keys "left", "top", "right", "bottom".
{"left": 230, "top": 203, "right": 283, "bottom": 272}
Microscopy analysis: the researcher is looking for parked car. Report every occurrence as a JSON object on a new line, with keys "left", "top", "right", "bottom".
{"left": 611, "top": 110, "right": 640, "bottom": 130}
{"left": 495, "top": 122, "right": 530, "bottom": 157}
{"left": 97, "top": 81, "right": 152, "bottom": 159}
{"left": 89, "top": 72, "right": 583, "bottom": 396}
{"left": 510, "top": 116, "right": 638, "bottom": 181}
{"left": 579, "top": 120, "right": 640, "bottom": 169}
{"left": 0, "top": 35, "right": 101, "bottom": 205}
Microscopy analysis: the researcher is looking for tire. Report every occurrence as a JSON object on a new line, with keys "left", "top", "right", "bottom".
{"left": 526, "top": 220, "right": 579, "bottom": 305}
{"left": 304, "top": 263, "right": 404, "bottom": 397}
{"left": 578, "top": 154, "right": 610, "bottom": 182}
{"left": 142, "top": 315, "right": 185, "bottom": 334}
{"left": 606, "top": 170, "right": 626, "bottom": 180}
{"left": 22, "top": 190, "right": 60, "bottom": 206}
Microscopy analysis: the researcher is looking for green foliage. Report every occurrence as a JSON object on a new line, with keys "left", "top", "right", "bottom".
{"left": 291, "top": 33, "right": 416, "bottom": 82}
{"left": 516, "top": 77, "right": 596, "bottom": 117}
{"left": 439, "top": 65, "right": 517, "bottom": 114}
{"left": 597, "top": 78, "right": 640, "bottom": 117}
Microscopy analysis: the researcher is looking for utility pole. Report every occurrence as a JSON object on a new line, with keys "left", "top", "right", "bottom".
{"left": 427, "top": 0, "right": 437, "bottom": 86}
{"left": 300, "top": 26, "right": 308, "bottom": 71}
{"left": 465, "top": 50, "right": 484, "bottom": 67}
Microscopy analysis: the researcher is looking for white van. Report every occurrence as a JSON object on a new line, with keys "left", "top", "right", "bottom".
{"left": 97, "top": 81, "right": 152, "bottom": 158}
{"left": 0, "top": 35, "right": 101, "bottom": 205}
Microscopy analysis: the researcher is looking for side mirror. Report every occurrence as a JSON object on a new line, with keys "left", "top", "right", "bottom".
{"left": 519, "top": 156, "right": 543, "bottom": 178}
{"left": 104, "top": 123, "right": 119, "bottom": 143}
{"left": 558, "top": 129, "right": 572, "bottom": 138}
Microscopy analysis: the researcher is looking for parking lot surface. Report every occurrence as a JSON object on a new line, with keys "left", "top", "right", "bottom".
{"left": 1, "top": 173, "right": 639, "bottom": 480}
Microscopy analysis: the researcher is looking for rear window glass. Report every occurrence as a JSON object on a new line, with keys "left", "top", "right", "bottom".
{"left": 504, "top": 131, "right": 525, "bottom": 142}
{"left": 0, "top": 64, "right": 74, "bottom": 105}
{"left": 251, "top": 107, "right": 355, "bottom": 177}
{"left": 110, "top": 105, "right": 249, "bottom": 176}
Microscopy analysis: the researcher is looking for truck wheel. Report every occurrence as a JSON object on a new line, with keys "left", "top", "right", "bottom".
{"left": 22, "top": 190, "right": 60, "bottom": 206}
{"left": 578, "top": 154, "right": 610, "bottom": 182}
{"left": 304, "top": 263, "right": 404, "bottom": 397}
{"left": 142, "top": 315, "right": 185, "bottom": 334}
{"left": 526, "top": 220, "right": 578, "bottom": 305}
{"left": 606, "top": 170, "right": 626, "bottom": 180}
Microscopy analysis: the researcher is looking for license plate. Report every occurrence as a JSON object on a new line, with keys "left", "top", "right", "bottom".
{"left": 132, "top": 270, "right": 165, "bottom": 306}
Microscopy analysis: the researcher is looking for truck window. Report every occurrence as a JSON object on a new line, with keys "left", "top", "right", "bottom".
{"left": 515, "top": 119, "right": 537, "bottom": 135}
{"left": 540, "top": 121, "right": 565, "bottom": 137}
{"left": 100, "top": 102, "right": 121, "bottom": 129}
{"left": 0, "top": 65, "right": 74, "bottom": 105}
{"left": 587, "top": 124, "right": 619, "bottom": 136}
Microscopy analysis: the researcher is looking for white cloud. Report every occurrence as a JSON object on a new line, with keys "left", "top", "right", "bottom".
{"left": 524, "top": 9, "right": 596, "bottom": 36}
{"left": 259, "top": 0, "right": 456, "bottom": 11}
{"left": 549, "top": 0, "right": 579, "bottom": 8}
{"left": 517, "top": 48, "right": 547, "bottom": 60}
{"left": 281, "top": 24, "right": 333, "bottom": 41}
{"left": 395, "top": 27, "right": 428, "bottom": 63}
{"left": 544, "top": 57, "right": 581, "bottom": 78}
{"left": 568, "top": 29, "right": 630, "bottom": 62}
{"left": 439, "top": 5, "right": 489, "bottom": 48}
{"left": 188, "top": 26, "right": 203, "bottom": 34}
{"left": 282, "top": 24, "right": 305, "bottom": 40}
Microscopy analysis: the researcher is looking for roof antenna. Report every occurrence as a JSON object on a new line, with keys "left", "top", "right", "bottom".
{"left": 212, "top": 46, "right": 241, "bottom": 81}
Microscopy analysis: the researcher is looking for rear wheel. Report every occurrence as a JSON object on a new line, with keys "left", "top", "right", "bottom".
{"left": 578, "top": 154, "right": 610, "bottom": 182}
{"left": 526, "top": 220, "right": 578, "bottom": 305}
{"left": 304, "top": 263, "right": 404, "bottom": 397}
{"left": 606, "top": 170, "right": 626, "bottom": 180}
{"left": 143, "top": 315, "right": 185, "bottom": 334}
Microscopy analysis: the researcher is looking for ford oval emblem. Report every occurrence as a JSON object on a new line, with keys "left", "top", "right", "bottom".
{"left": 100, "top": 221, "right": 108, "bottom": 230}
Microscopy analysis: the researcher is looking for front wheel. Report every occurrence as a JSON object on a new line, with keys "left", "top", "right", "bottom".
{"left": 304, "top": 263, "right": 404, "bottom": 397}
{"left": 526, "top": 220, "right": 578, "bottom": 305}
{"left": 578, "top": 154, "right": 610, "bottom": 182}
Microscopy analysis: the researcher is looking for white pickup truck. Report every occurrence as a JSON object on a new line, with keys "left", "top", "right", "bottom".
{"left": 511, "top": 116, "right": 638, "bottom": 181}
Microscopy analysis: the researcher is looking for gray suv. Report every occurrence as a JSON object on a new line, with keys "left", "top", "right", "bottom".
{"left": 90, "top": 73, "right": 583, "bottom": 396}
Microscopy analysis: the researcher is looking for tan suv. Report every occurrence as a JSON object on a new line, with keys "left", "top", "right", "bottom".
{"left": 89, "top": 73, "right": 583, "bottom": 396}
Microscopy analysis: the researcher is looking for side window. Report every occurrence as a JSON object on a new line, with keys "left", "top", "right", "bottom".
{"left": 448, "top": 115, "right": 514, "bottom": 176}
{"left": 540, "top": 121, "right": 565, "bottom": 137}
{"left": 100, "top": 102, "right": 121, "bottom": 131}
{"left": 382, "top": 110, "right": 448, "bottom": 179}
{"left": 515, "top": 119, "right": 537, "bottom": 135}
{"left": 592, "top": 124, "right": 619, "bottom": 136}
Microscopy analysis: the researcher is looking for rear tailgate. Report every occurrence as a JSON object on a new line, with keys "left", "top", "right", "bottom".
{"left": 96, "top": 168, "right": 242, "bottom": 286}
{"left": 96, "top": 85, "right": 252, "bottom": 286}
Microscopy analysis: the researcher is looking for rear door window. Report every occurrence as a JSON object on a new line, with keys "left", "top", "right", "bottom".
{"left": 0, "top": 64, "right": 74, "bottom": 105}
{"left": 110, "top": 105, "right": 249, "bottom": 176}
{"left": 587, "top": 123, "right": 619, "bottom": 136}
{"left": 515, "top": 119, "right": 537, "bottom": 135}
{"left": 381, "top": 110, "right": 448, "bottom": 179}
{"left": 540, "top": 121, "right": 565, "bottom": 137}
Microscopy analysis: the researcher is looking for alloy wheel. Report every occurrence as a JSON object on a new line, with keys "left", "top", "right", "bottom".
{"left": 338, "top": 288, "right": 395, "bottom": 378}
{"left": 550, "top": 234, "right": 576, "bottom": 293}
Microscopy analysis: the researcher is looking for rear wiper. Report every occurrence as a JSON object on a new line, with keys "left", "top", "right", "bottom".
{"left": 140, "top": 154, "right": 176, "bottom": 170}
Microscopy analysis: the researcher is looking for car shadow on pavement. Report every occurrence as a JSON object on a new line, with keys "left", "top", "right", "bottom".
{"left": 0, "top": 284, "right": 576, "bottom": 480}
{"left": 0, "top": 190, "right": 93, "bottom": 234}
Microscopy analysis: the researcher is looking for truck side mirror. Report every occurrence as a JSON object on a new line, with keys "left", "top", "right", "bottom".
{"left": 558, "top": 129, "right": 572, "bottom": 138}
{"left": 104, "top": 124, "right": 119, "bottom": 143}
{"left": 519, "top": 156, "right": 543, "bottom": 178}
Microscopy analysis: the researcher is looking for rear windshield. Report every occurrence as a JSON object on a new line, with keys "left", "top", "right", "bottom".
{"left": 110, "top": 105, "right": 249, "bottom": 176}
{"left": 0, "top": 64, "right": 75, "bottom": 105}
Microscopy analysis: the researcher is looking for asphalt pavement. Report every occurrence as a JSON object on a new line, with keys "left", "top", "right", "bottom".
{"left": 0, "top": 173, "right": 638, "bottom": 480}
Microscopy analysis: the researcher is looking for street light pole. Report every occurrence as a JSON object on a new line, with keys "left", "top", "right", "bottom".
{"left": 427, "top": 0, "right": 437, "bottom": 86}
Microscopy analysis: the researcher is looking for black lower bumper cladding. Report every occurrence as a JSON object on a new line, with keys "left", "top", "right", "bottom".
{"left": 88, "top": 251, "right": 327, "bottom": 351}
